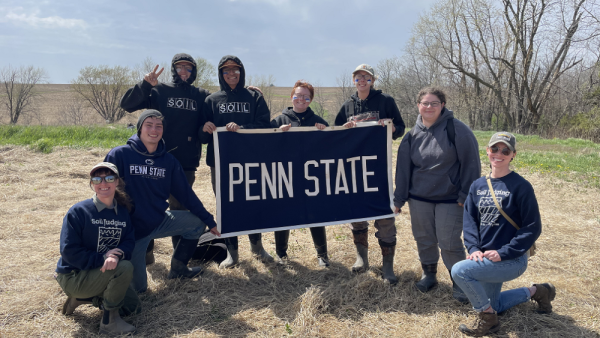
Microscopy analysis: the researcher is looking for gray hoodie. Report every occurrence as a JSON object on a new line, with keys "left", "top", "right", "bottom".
{"left": 393, "top": 108, "right": 481, "bottom": 209}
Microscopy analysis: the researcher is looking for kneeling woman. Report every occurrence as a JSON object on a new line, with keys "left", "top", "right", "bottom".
{"left": 452, "top": 133, "right": 555, "bottom": 336}
{"left": 270, "top": 80, "right": 329, "bottom": 266}
{"left": 56, "top": 162, "right": 139, "bottom": 336}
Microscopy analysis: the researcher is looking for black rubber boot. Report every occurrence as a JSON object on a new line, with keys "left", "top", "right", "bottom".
{"left": 145, "top": 239, "right": 155, "bottom": 265}
{"left": 249, "top": 233, "right": 274, "bottom": 263}
{"left": 171, "top": 235, "right": 182, "bottom": 250}
{"left": 449, "top": 268, "right": 469, "bottom": 304}
{"left": 380, "top": 240, "right": 398, "bottom": 285}
{"left": 310, "top": 227, "right": 329, "bottom": 267}
{"left": 219, "top": 236, "right": 239, "bottom": 269}
{"left": 167, "top": 238, "right": 203, "bottom": 279}
{"left": 351, "top": 229, "right": 369, "bottom": 273}
{"left": 274, "top": 230, "right": 290, "bottom": 265}
{"left": 415, "top": 263, "right": 438, "bottom": 292}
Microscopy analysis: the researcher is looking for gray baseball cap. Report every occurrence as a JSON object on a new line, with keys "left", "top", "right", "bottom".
{"left": 488, "top": 132, "right": 516, "bottom": 151}
{"left": 352, "top": 64, "right": 375, "bottom": 78}
{"left": 90, "top": 162, "right": 119, "bottom": 177}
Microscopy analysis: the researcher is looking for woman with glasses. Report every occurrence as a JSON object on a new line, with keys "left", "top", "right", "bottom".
{"left": 334, "top": 64, "right": 406, "bottom": 284}
{"left": 270, "top": 80, "right": 329, "bottom": 267}
{"left": 451, "top": 132, "right": 553, "bottom": 336}
{"left": 56, "top": 162, "right": 139, "bottom": 336}
{"left": 393, "top": 87, "right": 480, "bottom": 301}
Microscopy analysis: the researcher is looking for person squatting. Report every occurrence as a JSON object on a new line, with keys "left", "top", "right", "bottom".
{"left": 55, "top": 58, "right": 554, "bottom": 336}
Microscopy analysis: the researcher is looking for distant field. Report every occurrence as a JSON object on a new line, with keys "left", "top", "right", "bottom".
{"left": 0, "top": 84, "right": 342, "bottom": 126}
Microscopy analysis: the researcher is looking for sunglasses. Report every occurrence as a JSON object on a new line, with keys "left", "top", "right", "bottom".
{"left": 490, "top": 145, "right": 512, "bottom": 156}
{"left": 91, "top": 175, "right": 116, "bottom": 185}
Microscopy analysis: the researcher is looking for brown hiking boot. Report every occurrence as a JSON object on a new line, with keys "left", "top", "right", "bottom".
{"left": 61, "top": 296, "right": 93, "bottom": 315}
{"left": 531, "top": 283, "right": 556, "bottom": 314}
{"left": 458, "top": 311, "right": 500, "bottom": 337}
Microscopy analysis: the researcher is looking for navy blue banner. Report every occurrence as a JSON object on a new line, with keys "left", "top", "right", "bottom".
{"left": 214, "top": 123, "right": 395, "bottom": 237}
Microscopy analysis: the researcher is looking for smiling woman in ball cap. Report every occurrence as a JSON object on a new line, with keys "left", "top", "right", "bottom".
{"left": 55, "top": 162, "right": 139, "bottom": 335}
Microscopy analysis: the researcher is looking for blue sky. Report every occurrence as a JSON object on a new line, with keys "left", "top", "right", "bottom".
{"left": 1, "top": 0, "right": 436, "bottom": 86}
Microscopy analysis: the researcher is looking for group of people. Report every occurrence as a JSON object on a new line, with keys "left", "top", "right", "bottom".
{"left": 55, "top": 53, "right": 554, "bottom": 336}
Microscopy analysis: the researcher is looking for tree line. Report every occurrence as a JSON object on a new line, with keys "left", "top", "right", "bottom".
{"left": 2, "top": 0, "right": 600, "bottom": 141}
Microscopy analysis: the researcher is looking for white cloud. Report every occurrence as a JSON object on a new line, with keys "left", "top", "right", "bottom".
{"left": 3, "top": 7, "right": 87, "bottom": 29}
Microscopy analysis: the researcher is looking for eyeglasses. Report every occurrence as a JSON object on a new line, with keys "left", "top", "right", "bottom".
{"left": 222, "top": 67, "right": 240, "bottom": 75}
{"left": 175, "top": 66, "right": 192, "bottom": 73}
{"left": 293, "top": 94, "right": 311, "bottom": 101}
{"left": 489, "top": 145, "right": 512, "bottom": 156}
{"left": 91, "top": 175, "right": 116, "bottom": 185}
{"left": 354, "top": 74, "right": 372, "bottom": 81}
{"left": 419, "top": 101, "right": 441, "bottom": 107}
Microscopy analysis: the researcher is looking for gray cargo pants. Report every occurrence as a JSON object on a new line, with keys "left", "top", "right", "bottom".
{"left": 407, "top": 198, "right": 465, "bottom": 270}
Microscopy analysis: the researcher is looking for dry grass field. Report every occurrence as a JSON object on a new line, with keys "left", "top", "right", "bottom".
{"left": 1, "top": 139, "right": 599, "bottom": 337}
{"left": 0, "top": 84, "right": 342, "bottom": 127}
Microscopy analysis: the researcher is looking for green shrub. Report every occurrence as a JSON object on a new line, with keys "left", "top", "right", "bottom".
{"left": 29, "top": 138, "right": 53, "bottom": 154}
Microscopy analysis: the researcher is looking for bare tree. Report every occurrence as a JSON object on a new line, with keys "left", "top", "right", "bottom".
{"left": 311, "top": 81, "right": 329, "bottom": 120}
{"left": 0, "top": 65, "right": 47, "bottom": 124}
{"left": 132, "top": 57, "right": 170, "bottom": 84}
{"left": 71, "top": 65, "right": 133, "bottom": 123}
{"left": 193, "top": 57, "right": 217, "bottom": 89}
{"left": 246, "top": 74, "right": 282, "bottom": 117}
{"left": 334, "top": 70, "right": 355, "bottom": 112}
{"left": 411, "top": 0, "right": 591, "bottom": 132}
{"left": 58, "top": 96, "right": 93, "bottom": 125}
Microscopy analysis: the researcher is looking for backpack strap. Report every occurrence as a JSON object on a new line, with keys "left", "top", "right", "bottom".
{"left": 446, "top": 116, "right": 455, "bottom": 147}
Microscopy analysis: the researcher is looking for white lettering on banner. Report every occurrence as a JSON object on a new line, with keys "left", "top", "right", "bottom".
{"left": 320, "top": 159, "right": 335, "bottom": 195}
{"left": 229, "top": 156, "right": 379, "bottom": 201}
{"left": 335, "top": 158, "right": 349, "bottom": 194}
{"left": 304, "top": 161, "right": 319, "bottom": 196}
{"left": 229, "top": 162, "right": 293, "bottom": 201}
{"left": 347, "top": 156, "right": 360, "bottom": 193}
{"left": 218, "top": 102, "right": 250, "bottom": 114}
{"left": 245, "top": 163, "right": 260, "bottom": 201}
{"left": 362, "top": 156, "right": 378, "bottom": 192}
{"left": 229, "top": 163, "right": 243, "bottom": 202}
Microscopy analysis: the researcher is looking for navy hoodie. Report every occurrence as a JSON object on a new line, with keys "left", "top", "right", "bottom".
{"left": 334, "top": 87, "right": 405, "bottom": 140}
{"left": 203, "top": 55, "right": 271, "bottom": 167}
{"left": 56, "top": 198, "right": 135, "bottom": 273}
{"left": 104, "top": 135, "right": 217, "bottom": 239}
{"left": 271, "top": 107, "right": 329, "bottom": 128}
{"left": 120, "top": 53, "right": 210, "bottom": 171}
{"left": 463, "top": 172, "right": 541, "bottom": 261}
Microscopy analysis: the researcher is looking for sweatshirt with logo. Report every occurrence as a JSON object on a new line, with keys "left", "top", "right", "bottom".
{"left": 120, "top": 53, "right": 210, "bottom": 171}
{"left": 271, "top": 107, "right": 329, "bottom": 128}
{"left": 203, "top": 55, "right": 271, "bottom": 168}
{"left": 393, "top": 108, "right": 481, "bottom": 208}
{"left": 56, "top": 198, "right": 134, "bottom": 273}
{"left": 463, "top": 172, "right": 541, "bottom": 261}
{"left": 334, "top": 88, "right": 405, "bottom": 140}
{"left": 104, "top": 135, "right": 217, "bottom": 239}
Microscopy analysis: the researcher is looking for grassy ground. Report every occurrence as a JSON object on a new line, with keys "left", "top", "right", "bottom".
{"left": 0, "top": 129, "right": 599, "bottom": 337}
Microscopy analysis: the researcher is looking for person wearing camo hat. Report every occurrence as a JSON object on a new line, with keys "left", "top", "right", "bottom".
{"left": 334, "top": 64, "right": 406, "bottom": 284}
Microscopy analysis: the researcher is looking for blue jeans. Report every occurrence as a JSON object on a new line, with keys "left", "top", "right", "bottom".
{"left": 131, "top": 211, "right": 206, "bottom": 292}
{"left": 451, "top": 254, "right": 530, "bottom": 313}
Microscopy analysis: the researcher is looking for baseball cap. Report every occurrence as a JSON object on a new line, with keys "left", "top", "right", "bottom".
{"left": 352, "top": 64, "right": 375, "bottom": 77}
{"left": 219, "top": 60, "right": 241, "bottom": 69}
{"left": 488, "top": 132, "right": 516, "bottom": 151}
{"left": 90, "top": 162, "right": 119, "bottom": 177}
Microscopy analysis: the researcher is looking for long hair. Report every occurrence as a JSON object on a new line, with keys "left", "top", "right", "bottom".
{"left": 90, "top": 168, "right": 133, "bottom": 212}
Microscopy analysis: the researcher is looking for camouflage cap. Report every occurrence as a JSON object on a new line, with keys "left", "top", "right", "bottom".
{"left": 352, "top": 64, "right": 375, "bottom": 77}
{"left": 488, "top": 132, "right": 516, "bottom": 151}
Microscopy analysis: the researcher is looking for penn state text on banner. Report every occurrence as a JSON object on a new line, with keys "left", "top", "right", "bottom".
{"left": 214, "top": 122, "right": 395, "bottom": 237}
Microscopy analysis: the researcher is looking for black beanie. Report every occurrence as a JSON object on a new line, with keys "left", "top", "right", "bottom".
{"left": 136, "top": 109, "right": 164, "bottom": 136}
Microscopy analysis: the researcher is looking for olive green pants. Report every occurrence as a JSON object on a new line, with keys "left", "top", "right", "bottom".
{"left": 56, "top": 260, "right": 141, "bottom": 314}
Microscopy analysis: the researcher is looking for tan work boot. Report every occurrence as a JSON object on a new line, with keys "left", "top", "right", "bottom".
{"left": 98, "top": 308, "right": 136, "bottom": 336}
{"left": 61, "top": 296, "right": 93, "bottom": 315}
{"left": 531, "top": 283, "right": 556, "bottom": 314}
{"left": 458, "top": 311, "right": 500, "bottom": 337}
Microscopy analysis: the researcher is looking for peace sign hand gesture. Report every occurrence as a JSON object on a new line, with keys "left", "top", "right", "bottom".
{"left": 144, "top": 65, "right": 164, "bottom": 87}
